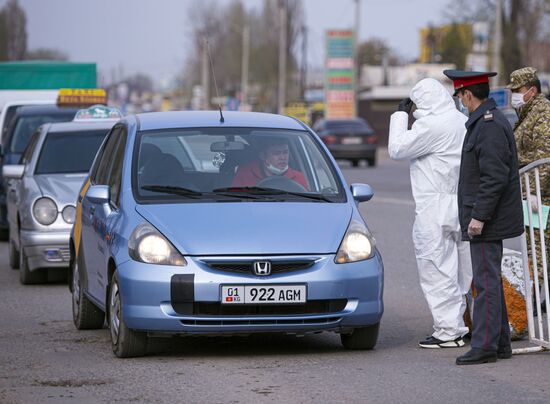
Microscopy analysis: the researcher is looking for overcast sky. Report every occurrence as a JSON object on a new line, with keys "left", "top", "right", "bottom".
{"left": 3, "top": 0, "right": 448, "bottom": 87}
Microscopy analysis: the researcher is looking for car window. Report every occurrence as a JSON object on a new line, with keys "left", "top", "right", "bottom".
{"left": 20, "top": 130, "right": 41, "bottom": 165}
{"left": 107, "top": 127, "right": 127, "bottom": 207}
{"left": 94, "top": 126, "right": 122, "bottom": 185}
{"left": 34, "top": 130, "right": 110, "bottom": 175}
{"left": 134, "top": 127, "right": 345, "bottom": 203}
{"left": 9, "top": 113, "right": 76, "bottom": 154}
{"left": 2, "top": 105, "right": 18, "bottom": 138}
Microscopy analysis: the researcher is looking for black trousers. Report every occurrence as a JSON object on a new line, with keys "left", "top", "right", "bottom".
{"left": 470, "top": 240, "right": 511, "bottom": 352}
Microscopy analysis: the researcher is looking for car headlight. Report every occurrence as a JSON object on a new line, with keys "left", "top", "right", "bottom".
{"left": 335, "top": 220, "right": 375, "bottom": 264}
{"left": 62, "top": 205, "right": 76, "bottom": 224}
{"left": 128, "top": 222, "right": 187, "bottom": 266}
{"left": 33, "top": 197, "right": 58, "bottom": 226}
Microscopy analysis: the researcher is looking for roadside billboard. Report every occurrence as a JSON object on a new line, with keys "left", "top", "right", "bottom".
{"left": 325, "top": 30, "right": 355, "bottom": 119}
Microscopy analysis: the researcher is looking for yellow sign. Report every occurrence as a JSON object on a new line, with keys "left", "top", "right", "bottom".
{"left": 57, "top": 88, "right": 107, "bottom": 107}
{"left": 284, "top": 102, "right": 308, "bottom": 124}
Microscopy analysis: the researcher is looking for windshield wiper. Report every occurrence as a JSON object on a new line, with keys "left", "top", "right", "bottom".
{"left": 141, "top": 185, "right": 203, "bottom": 198}
{"left": 212, "top": 187, "right": 333, "bottom": 202}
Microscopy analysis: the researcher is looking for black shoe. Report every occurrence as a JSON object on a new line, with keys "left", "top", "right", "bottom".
{"left": 419, "top": 335, "right": 465, "bottom": 349}
{"left": 456, "top": 348, "right": 497, "bottom": 365}
{"left": 497, "top": 345, "right": 512, "bottom": 359}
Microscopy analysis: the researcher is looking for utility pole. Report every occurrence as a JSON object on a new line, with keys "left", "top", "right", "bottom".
{"left": 241, "top": 25, "right": 250, "bottom": 107}
{"left": 354, "top": 0, "right": 361, "bottom": 117}
{"left": 278, "top": 0, "right": 287, "bottom": 115}
{"left": 492, "top": 0, "right": 503, "bottom": 85}
{"left": 300, "top": 24, "right": 308, "bottom": 101}
{"left": 201, "top": 37, "right": 210, "bottom": 110}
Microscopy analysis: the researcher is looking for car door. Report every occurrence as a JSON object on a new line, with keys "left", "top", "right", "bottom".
{"left": 8, "top": 130, "right": 41, "bottom": 247}
{"left": 80, "top": 126, "right": 121, "bottom": 301}
{"left": 95, "top": 127, "right": 127, "bottom": 300}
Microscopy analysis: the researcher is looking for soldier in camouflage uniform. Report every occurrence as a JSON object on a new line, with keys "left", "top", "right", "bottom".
{"left": 507, "top": 67, "right": 550, "bottom": 284}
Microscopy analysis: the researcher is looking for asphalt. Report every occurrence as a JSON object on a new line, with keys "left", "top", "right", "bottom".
{"left": 0, "top": 150, "right": 548, "bottom": 404}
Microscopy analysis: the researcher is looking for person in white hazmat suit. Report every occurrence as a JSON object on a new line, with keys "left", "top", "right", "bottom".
{"left": 388, "top": 78, "right": 473, "bottom": 348}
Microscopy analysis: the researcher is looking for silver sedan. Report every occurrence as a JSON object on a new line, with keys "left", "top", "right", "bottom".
{"left": 3, "top": 119, "right": 116, "bottom": 284}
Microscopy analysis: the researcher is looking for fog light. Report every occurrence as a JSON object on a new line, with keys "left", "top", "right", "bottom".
{"left": 44, "top": 249, "right": 62, "bottom": 262}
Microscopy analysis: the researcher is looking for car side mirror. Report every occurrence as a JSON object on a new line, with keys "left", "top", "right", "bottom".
{"left": 350, "top": 183, "right": 374, "bottom": 202}
{"left": 86, "top": 185, "right": 110, "bottom": 204}
{"left": 2, "top": 164, "right": 25, "bottom": 180}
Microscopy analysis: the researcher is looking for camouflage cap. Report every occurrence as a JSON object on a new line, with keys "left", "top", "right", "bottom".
{"left": 506, "top": 67, "right": 538, "bottom": 90}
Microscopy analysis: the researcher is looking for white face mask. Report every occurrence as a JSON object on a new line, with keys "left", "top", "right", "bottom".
{"left": 265, "top": 162, "right": 288, "bottom": 176}
{"left": 457, "top": 98, "right": 469, "bottom": 116}
{"left": 511, "top": 87, "right": 534, "bottom": 110}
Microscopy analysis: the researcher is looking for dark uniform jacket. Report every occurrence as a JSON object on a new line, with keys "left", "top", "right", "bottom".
{"left": 458, "top": 98, "right": 524, "bottom": 241}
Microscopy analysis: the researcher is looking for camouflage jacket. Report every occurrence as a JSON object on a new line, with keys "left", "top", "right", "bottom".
{"left": 514, "top": 94, "right": 550, "bottom": 198}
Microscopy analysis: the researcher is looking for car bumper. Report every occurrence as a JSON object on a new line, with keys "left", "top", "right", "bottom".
{"left": 20, "top": 229, "right": 70, "bottom": 271}
{"left": 117, "top": 253, "right": 384, "bottom": 335}
{"left": 327, "top": 145, "right": 377, "bottom": 160}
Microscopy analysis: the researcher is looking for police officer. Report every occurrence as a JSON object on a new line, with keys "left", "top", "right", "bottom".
{"left": 443, "top": 70, "right": 524, "bottom": 365}
{"left": 507, "top": 67, "right": 550, "bottom": 289}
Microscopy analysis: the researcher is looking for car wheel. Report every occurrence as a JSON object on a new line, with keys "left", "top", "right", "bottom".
{"left": 19, "top": 250, "right": 45, "bottom": 285}
{"left": 72, "top": 258, "right": 105, "bottom": 330}
{"left": 341, "top": 323, "right": 380, "bottom": 350}
{"left": 367, "top": 156, "right": 376, "bottom": 167}
{"left": 9, "top": 239, "right": 19, "bottom": 270}
{"left": 109, "top": 272, "right": 147, "bottom": 358}
{"left": 351, "top": 159, "right": 359, "bottom": 167}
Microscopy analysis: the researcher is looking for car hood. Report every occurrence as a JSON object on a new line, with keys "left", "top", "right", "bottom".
{"left": 135, "top": 202, "right": 352, "bottom": 255}
{"left": 34, "top": 174, "right": 88, "bottom": 206}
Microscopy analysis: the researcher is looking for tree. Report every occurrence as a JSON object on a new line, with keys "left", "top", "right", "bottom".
{"left": 357, "top": 38, "right": 400, "bottom": 66}
{"left": 442, "top": 0, "right": 550, "bottom": 79}
{"left": 3, "top": 0, "right": 26, "bottom": 60}
{"left": 439, "top": 23, "right": 472, "bottom": 69}
{"left": 181, "top": 0, "right": 305, "bottom": 112}
{"left": 26, "top": 48, "right": 68, "bottom": 61}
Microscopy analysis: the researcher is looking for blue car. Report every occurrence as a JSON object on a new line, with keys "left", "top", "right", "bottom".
{"left": 70, "top": 111, "right": 384, "bottom": 357}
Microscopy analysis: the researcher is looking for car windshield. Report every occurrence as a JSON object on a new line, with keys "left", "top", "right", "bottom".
{"left": 134, "top": 127, "right": 344, "bottom": 203}
{"left": 35, "top": 130, "right": 109, "bottom": 174}
{"left": 9, "top": 113, "right": 75, "bottom": 153}
{"left": 325, "top": 119, "right": 373, "bottom": 132}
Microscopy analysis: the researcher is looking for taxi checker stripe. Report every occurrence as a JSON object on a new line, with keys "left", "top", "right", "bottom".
{"left": 73, "top": 178, "right": 91, "bottom": 256}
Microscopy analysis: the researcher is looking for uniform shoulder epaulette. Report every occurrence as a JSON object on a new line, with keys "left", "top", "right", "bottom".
{"left": 483, "top": 110, "right": 494, "bottom": 121}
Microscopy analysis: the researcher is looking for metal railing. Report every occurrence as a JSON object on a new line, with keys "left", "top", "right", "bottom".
{"left": 514, "top": 158, "right": 550, "bottom": 354}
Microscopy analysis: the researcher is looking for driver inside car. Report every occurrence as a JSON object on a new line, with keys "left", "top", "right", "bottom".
{"left": 231, "top": 139, "right": 309, "bottom": 190}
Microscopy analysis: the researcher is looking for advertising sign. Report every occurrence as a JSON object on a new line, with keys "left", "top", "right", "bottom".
{"left": 325, "top": 30, "right": 355, "bottom": 119}
{"left": 57, "top": 88, "right": 107, "bottom": 107}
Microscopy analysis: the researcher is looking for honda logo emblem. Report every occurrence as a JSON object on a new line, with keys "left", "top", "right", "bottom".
{"left": 253, "top": 261, "right": 271, "bottom": 276}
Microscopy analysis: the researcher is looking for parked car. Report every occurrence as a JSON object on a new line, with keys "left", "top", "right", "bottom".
{"left": 3, "top": 106, "right": 121, "bottom": 284}
{"left": 313, "top": 118, "right": 378, "bottom": 167}
{"left": 0, "top": 105, "right": 78, "bottom": 237}
{"left": 69, "top": 111, "right": 384, "bottom": 357}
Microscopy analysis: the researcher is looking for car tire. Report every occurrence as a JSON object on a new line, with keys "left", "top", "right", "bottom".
{"left": 341, "top": 323, "right": 380, "bottom": 350}
{"left": 19, "top": 250, "right": 45, "bottom": 285}
{"left": 9, "top": 239, "right": 20, "bottom": 270}
{"left": 367, "top": 156, "right": 376, "bottom": 167}
{"left": 72, "top": 258, "right": 105, "bottom": 330}
{"left": 351, "top": 159, "right": 360, "bottom": 167}
{"left": 109, "top": 272, "right": 147, "bottom": 358}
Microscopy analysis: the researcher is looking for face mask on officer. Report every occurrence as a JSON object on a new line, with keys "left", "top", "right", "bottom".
{"left": 455, "top": 97, "right": 469, "bottom": 116}
{"left": 511, "top": 86, "right": 535, "bottom": 109}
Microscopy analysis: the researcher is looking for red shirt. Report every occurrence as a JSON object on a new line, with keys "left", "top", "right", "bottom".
{"left": 232, "top": 160, "right": 309, "bottom": 190}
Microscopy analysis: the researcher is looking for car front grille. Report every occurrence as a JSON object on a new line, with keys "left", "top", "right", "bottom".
{"left": 60, "top": 248, "right": 71, "bottom": 262}
{"left": 173, "top": 299, "right": 347, "bottom": 316}
{"left": 205, "top": 260, "right": 315, "bottom": 275}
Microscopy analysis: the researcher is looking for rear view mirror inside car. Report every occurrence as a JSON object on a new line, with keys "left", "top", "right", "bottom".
{"left": 210, "top": 141, "right": 246, "bottom": 152}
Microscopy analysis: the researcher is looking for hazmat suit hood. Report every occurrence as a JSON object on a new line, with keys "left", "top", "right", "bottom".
{"left": 411, "top": 78, "right": 455, "bottom": 120}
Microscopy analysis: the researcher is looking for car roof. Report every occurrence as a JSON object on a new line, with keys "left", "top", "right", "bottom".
{"left": 47, "top": 120, "right": 118, "bottom": 133}
{"left": 14, "top": 105, "right": 79, "bottom": 116}
{"left": 135, "top": 111, "right": 305, "bottom": 132}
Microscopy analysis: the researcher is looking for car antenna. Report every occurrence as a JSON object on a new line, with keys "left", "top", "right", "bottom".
{"left": 205, "top": 37, "right": 224, "bottom": 123}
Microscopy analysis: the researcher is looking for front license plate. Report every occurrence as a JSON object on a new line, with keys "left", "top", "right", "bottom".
{"left": 221, "top": 285, "right": 306, "bottom": 304}
{"left": 341, "top": 137, "right": 362, "bottom": 145}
